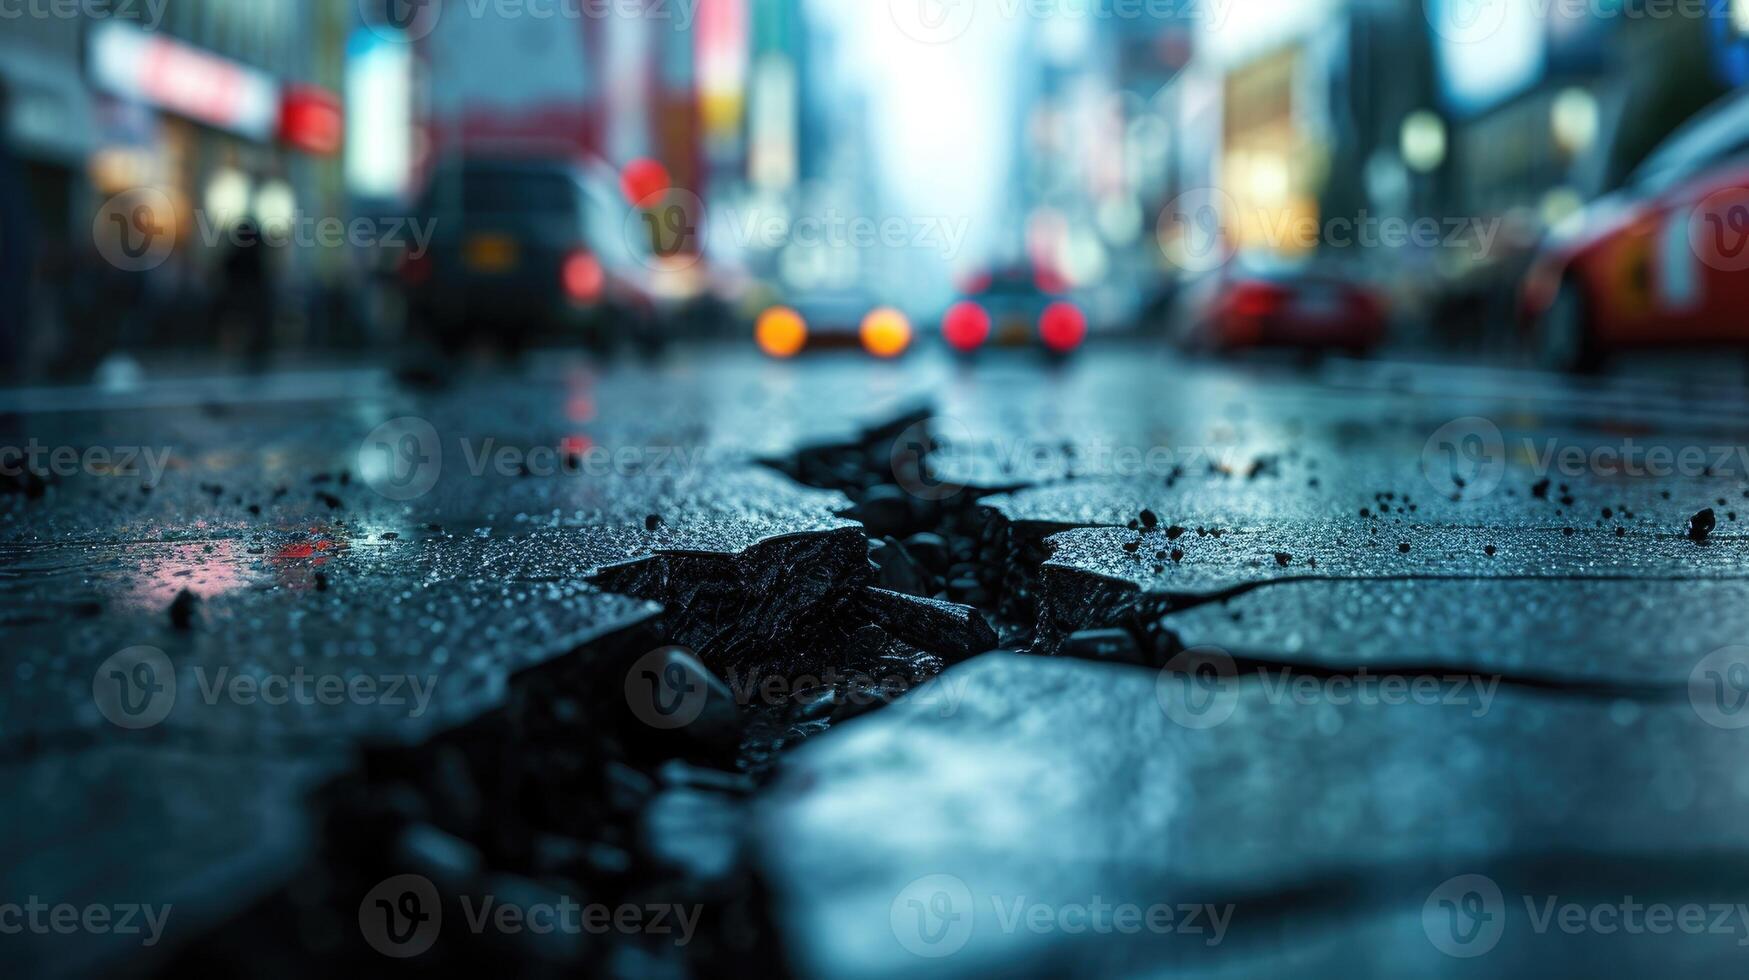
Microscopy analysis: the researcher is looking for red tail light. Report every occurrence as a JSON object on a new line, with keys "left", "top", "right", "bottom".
{"left": 943, "top": 301, "right": 992, "bottom": 352}
{"left": 1039, "top": 302, "right": 1087, "bottom": 353}
{"left": 563, "top": 250, "right": 604, "bottom": 304}
{"left": 1230, "top": 281, "right": 1287, "bottom": 318}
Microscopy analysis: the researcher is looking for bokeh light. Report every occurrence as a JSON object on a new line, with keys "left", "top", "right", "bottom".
{"left": 860, "top": 308, "right": 913, "bottom": 358}
{"left": 756, "top": 306, "right": 808, "bottom": 358}
{"left": 942, "top": 302, "right": 991, "bottom": 352}
{"left": 1039, "top": 302, "right": 1087, "bottom": 353}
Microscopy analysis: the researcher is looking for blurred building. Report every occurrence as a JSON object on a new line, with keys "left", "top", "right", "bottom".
{"left": 0, "top": 8, "right": 94, "bottom": 297}
{"left": 1435, "top": 3, "right": 1723, "bottom": 220}
{"left": 1420, "top": 1, "right": 1727, "bottom": 344}
{"left": 0, "top": 1, "right": 350, "bottom": 369}
{"left": 92, "top": 3, "right": 349, "bottom": 313}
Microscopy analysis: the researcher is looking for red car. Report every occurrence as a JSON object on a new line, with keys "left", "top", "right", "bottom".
{"left": 1521, "top": 88, "right": 1749, "bottom": 370}
{"left": 1172, "top": 254, "right": 1386, "bottom": 354}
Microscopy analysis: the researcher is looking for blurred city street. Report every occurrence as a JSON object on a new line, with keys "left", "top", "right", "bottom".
{"left": 10, "top": 0, "right": 1749, "bottom": 977}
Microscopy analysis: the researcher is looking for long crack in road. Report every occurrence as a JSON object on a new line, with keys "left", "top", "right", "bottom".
{"left": 4, "top": 351, "right": 1749, "bottom": 976}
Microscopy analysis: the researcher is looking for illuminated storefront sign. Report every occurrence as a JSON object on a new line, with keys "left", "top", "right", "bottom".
{"left": 1713, "top": 0, "right": 1749, "bottom": 85}
{"left": 279, "top": 85, "right": 343, "bottom": 156}
{"left": 1429, "top": 0, "right": 1546, "bottom": 117}
{"left": 88, "top": 21, "right": 279, "bottom": 141}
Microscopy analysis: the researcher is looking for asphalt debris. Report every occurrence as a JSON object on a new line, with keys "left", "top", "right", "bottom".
{"left": 1690, "top": 508, "right": 1718, "bottom": 543}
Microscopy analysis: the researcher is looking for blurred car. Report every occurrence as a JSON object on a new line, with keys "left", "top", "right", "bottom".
{"left": 1520, "top": 87, "right": 1749, "bottom": 370}
{"left": 942, "top": 264, "right": 1087, "bottom": 355}
{"left": 1172, "top": 254, "right": 1387, "bottom": 354}
{"left": 751, "top": 289, "right": 916, "bottom": 358}
{"left": 403, "top": 156, "right": 675, "bottom": 353}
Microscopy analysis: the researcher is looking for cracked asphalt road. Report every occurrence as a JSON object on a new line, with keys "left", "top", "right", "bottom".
{"left": 4, "top": 346, "right": 1749, "bottom": 977}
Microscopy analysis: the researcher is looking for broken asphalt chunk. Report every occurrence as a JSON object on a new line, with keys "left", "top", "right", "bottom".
{"left": 855, "top": 587, "right": 997, "bottom": 663}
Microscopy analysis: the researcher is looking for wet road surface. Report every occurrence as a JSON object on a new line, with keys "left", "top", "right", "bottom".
{"left": 4, "top": 346, "right": 1749, "bottom": 977}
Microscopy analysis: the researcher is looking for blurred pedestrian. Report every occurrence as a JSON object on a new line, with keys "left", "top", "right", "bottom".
{"left": 215, "top": 218, "right": 274, "bottom": 369}
{"left": 0, "top": 78, "right": 38, "bottom": 380}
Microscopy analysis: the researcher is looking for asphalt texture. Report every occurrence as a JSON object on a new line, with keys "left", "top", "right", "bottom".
{"left": 4, "top": 345, "right": 1749, "bottom": 978}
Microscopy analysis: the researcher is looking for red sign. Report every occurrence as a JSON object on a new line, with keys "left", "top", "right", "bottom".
{"left": 280, "top": 85, "right": 343, "bottom": 156}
